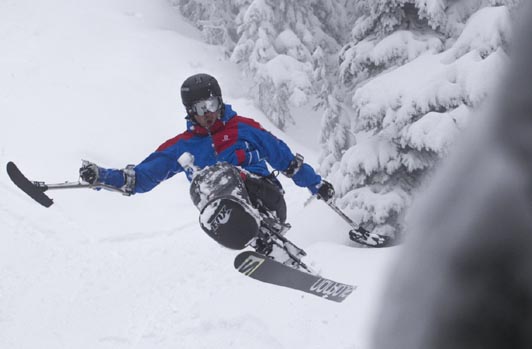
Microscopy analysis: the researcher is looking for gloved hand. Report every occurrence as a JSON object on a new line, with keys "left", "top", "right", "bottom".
{"left": 316, "top": 180, "right": 335, "bottom": 202}
{"left": 79, "top": 161, "right": 101, "bottom": 184}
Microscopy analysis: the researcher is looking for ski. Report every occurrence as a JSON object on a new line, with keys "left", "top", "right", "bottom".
{"left": 6, "top": 162, "right": 54, "bottom": 207}
{"left": 234, "top": 251, "right": 356, "bottom": 303}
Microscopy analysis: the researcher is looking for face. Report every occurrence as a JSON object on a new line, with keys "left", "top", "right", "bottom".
{"left": 190, "top": 96, "right": 222, "bottom": 129}
{"left": 194, "top": 110, "right": 221, "bottom": 129}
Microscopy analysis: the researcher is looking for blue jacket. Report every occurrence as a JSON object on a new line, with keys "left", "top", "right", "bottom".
{"left": 99, "top": 104, "right": 322, "bottom": 194}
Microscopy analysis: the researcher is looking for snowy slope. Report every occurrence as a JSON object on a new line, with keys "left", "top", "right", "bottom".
{"left": 0, "top": 1, "right": 399, "bottom": 348}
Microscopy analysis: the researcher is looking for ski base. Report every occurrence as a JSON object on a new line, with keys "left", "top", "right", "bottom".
{"left": 234, "top": 251, "right": 356, "bottom": 303}
{"left": 6, "top": 162, "right": 53, "bottom": 207}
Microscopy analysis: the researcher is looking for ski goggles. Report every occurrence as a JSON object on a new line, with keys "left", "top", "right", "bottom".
{"left": 191, "top": 96, "right": 222, "bottom": 116}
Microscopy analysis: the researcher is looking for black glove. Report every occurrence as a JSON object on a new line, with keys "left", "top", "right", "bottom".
{"left": 316, "top": 180, "right": 335, "bottom": 202}
{"left": 79, "top": 161, "right": 100, "bottom": 184}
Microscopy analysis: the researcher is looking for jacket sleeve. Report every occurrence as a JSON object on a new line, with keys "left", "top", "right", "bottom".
{"left": 240, "top": 121, "right": 322, "bottom": 190}
{"left": 98, "top": 147, "right": 182, "bottom": 194}
{"left": 132, "top": 148, "right": 182, "bottom": 193}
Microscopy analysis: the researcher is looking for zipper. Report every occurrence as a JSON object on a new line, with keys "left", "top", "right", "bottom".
{"left": 207, "top": 129, "right": 218, "bottom": 162}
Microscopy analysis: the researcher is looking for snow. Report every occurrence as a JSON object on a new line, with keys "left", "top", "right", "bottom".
{"left": 402, "top": 106, "right": 469, "bottom": 153}
{"left": 274, "top": 29, "right": 305, "bottom": 58}
{"left": 341, "top": 30, "right": 444, "bottom": 84}
{"left": 450, "top": 6, "right": 511, "bottom": 59}
{"left": 259, "top": 54, "right": 313, "bottom": 107}
{"left": 338, "top": 131, "right": 400, "bottom": 180}
{"left": 340, "top": 187, "right": 408, "bottom": 233}
{"left": 0, "top": 1, "right": 399, "bottom": 348}
{"left": 416, "top": 0, "right": 447, "bottom": 27}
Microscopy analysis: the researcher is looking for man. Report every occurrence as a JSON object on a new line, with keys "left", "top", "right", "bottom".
{"left": 80, "top": 73, "right": 334, "bottom": 253}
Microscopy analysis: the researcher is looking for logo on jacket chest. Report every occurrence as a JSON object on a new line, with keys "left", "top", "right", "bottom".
{"left": 212, "top": 128, "right": 238, "bottom": 153}
{"left": 214, "top": 133, "right": 232, "bottom": 143}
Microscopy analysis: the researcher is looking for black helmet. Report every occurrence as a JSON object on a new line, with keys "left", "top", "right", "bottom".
{"left": 181, "top": 73, "right": 222, "bottom": 114}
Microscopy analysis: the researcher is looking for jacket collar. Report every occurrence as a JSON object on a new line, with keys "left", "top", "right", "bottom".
{"left": 186, "top": 104, "right": 237, "bottom": 135}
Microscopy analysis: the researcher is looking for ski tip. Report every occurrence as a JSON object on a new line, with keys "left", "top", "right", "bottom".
{"left": 6, "top": 161, "right": 54, "bottom": 208}
{"left": 233, "top": 251, "right": 251, "bottom": 269}
{"left": 6, "top": 161, "right": 20, "bottom": 180}
{"left": 6, "top": 161, "right": 15, "bottom": 171}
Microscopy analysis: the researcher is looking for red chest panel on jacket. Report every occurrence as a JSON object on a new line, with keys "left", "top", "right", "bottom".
{"left": 156, "top": 131, "right": 194, "bottom": 152}
{"left": 212, "top": 118, "right": 239, "bottom": 154}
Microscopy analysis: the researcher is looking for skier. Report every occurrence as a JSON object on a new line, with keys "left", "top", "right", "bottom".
{"left": 79, "top": 73, "right": 335, "bottom": 254}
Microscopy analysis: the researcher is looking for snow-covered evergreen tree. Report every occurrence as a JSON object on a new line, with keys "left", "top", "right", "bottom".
{"left": 173, "top": 0, "right": 353, "bottom": 130}
{"left": 320, "top": 0, "right": 519, "bottom": 238}
{"left": 169, "top": 0, "right": 250, "bottom": 53}
{"left": 230, "top": 0, "right": 341, "bottom": 129}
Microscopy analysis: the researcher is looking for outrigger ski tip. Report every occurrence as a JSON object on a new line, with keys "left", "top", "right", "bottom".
{"left": 349, "top": 227, "right": 394, "bottom": 248}
{"left": 6, "top": 161, "right": 54, "bottom": 207}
